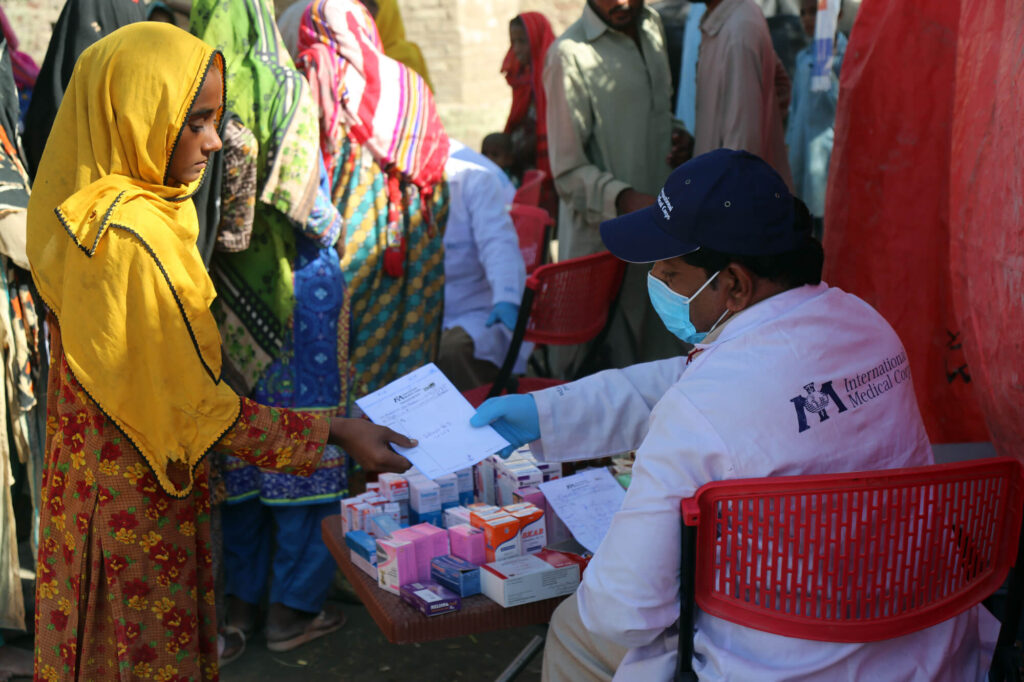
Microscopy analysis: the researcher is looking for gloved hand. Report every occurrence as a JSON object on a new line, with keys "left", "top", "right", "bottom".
{"left": 470, "top": 394, "right": 539, "bottom": 458}
{"left": 485, "top": 301, "right": 520, "bottom": 331}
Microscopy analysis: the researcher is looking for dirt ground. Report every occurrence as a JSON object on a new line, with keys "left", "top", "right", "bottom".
{"left": 220, "top": 602, "right": 545, "bottom": 682}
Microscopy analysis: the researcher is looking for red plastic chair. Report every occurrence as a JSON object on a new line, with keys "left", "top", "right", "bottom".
{"left": 466, "top": 251, "right": 627, "bottom": 405}
{"left": 514, "top": 169, "right": 546, "bottom": 207}
{"left": 676, "top": 457, "right": 1024, "bottom": 681}
{"left": 510, "top": 204, "right": 554, "bottom": 274}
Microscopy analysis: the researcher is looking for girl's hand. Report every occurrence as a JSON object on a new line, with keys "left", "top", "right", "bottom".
{"left": 328, "top": 417, "right": 415, "bottom": 473}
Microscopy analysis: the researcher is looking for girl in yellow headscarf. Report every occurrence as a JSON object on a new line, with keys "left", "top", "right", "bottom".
{"left": 27, "top": 22, "right": 412, "bottom": 679}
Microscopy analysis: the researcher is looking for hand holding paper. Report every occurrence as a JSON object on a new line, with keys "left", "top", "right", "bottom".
{"left": 470, "top": 395, "right": 540, "bottom": 458}
{"left": 328, "top": 417, "right": 415, "bottom": 473}
{"left": 355, "top": 363, "right": 510, "bottom": 478}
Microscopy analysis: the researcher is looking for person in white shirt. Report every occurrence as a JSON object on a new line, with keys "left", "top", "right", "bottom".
{"left": 437, "top": 140, "right": 530, "bottom": 391}
{"left": 470, "top": 149, "right": 997, "bottom": 681}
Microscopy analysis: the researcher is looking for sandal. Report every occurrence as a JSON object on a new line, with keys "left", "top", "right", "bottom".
{"left": 225, "top": 595, "right": 260, "bottom": 640}
{"left": 217, "top": 626, "right": 246, "bottom": 668}
{"left": 265, "top": 604, "right": 347, "bottom": 653}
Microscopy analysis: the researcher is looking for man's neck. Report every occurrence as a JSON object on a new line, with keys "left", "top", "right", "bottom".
{"left": 588, "top": 1, "right": 640, "bottom": 41}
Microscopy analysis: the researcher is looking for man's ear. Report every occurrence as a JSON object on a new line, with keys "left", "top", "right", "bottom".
{"left": 723, "top": 262, "right": 756, "bottom": 312}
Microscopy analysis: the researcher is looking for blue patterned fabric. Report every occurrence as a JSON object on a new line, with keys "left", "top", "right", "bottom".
{"left": 224, "top": 234, "right": 350, "bottom": 505}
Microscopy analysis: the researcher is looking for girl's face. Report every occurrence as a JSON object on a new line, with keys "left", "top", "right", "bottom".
{"left": 167, "top": 64, "right": 223, "bottom": 186}
{"left": 509, "top": 23, "right": 530, "bottom": 66}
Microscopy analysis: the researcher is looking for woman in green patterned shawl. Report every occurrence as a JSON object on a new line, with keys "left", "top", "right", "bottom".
{"left": 192, "top": 0, "right": 356, "bottom": 653}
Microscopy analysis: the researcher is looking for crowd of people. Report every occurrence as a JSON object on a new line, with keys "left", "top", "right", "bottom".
{"left": 0, "top": 0, "right": 998, "bottom": 680}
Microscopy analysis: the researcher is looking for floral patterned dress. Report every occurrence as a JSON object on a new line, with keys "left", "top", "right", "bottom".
{"left": 34, "top": 328, "right": 328, "bottom": 681}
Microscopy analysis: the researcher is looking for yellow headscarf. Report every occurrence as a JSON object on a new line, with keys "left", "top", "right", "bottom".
{"left": 374, "top": 0, "right": 433, "bottom": 91}
{"left": 27, "top": 22, "right": 240, "bottom": 498}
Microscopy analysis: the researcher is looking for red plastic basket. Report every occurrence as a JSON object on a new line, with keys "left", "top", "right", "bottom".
{"left": 681, "top": 457, "right": 1024, "bottom": 642}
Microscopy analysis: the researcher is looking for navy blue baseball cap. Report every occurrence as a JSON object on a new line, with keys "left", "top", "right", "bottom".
{"left": 600, "top": 149, "right": 803, "bottom": 263}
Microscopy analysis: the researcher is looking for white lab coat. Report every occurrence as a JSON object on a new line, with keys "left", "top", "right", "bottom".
{"left": 443, "top": 141, "right": 531, "bottom": 372}
{"left": 531, "top": 283, "right": 998, "bottom": 681}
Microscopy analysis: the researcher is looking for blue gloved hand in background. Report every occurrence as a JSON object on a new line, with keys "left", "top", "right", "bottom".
{"left": 485, "top": 301, "right": 520, "bottom": 331}
{"left": 470, "top": 394, "right": 539, "bottom": 458}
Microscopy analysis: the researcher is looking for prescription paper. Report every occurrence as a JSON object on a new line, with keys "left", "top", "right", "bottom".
{"left": 355, "top": 363, "right": 509, "bottom": 479}
{"left": 539, "top": 468, "right": 626, "bottom": 554}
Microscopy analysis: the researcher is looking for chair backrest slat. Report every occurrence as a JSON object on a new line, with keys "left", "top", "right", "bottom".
{"left": 682, "top": 457, "right": 1024, "bottom": 643}
{"left": 514, "top": 169, "right": 546, "bottom": 207}
{"left": 510, "top": 204, "right": 553, "bottom": 274}
{"left": 522, "top": 251, "right": 626, "bottom": 347}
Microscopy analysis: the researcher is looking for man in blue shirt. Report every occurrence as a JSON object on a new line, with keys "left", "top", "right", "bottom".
{"left": 786, "top": 0, "right": 847, "bottom": 239}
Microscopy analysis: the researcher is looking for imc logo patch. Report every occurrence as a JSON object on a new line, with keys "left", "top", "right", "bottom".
{"left": 790, "top": 381, "right": 848, "bottom": 433}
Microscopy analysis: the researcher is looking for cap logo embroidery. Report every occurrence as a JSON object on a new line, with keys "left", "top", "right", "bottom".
{"left": 657, "top": 189, "right": 674, "bottom": 220}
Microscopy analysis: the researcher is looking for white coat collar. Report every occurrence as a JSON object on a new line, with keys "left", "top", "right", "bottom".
{"left": 693, "top": 282, "right": 830, "bottom": 350}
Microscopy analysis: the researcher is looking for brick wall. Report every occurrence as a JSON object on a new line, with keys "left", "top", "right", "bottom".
{"left": 396, "top": 0, "right": 587, "bottom": 151}
{"left": 3, "top": 0, "right": 65, "bottom": 65}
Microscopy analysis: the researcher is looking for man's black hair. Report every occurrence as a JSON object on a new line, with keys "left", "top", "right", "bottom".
{"left": 482, "top": 132, "right": 513, "bottom": 156}
{"left": 680, "top": 198, "right": 824, "bottom": 289}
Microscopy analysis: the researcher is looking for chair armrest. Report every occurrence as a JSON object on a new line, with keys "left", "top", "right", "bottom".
{"left": 681, "top": 498, "right": 700, "bottom": 526}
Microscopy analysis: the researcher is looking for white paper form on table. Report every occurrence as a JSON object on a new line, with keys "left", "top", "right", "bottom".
{"left": 354, "top": 363, "right": 509, "bottom": 479}
{"left": 539, "top": 468, "right": 626, "bottom": 554}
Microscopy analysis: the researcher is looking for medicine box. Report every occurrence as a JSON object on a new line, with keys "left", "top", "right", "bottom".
{"left": 344, "top": 530, "right": 378, "bottom": 564}
{"left": 378, "top": 473, "right": 410, "bottom": 502}
{"left": 474, "top": 457, "right": 496, "bottom": 505}
{"left": 430, "top": 555, "right": 481, "bottom": 597}
{"left": 350, "top": 550, "right": 377, "bottom": 580}
{"left": 352, "top": 502, "right": 375, "bottom": 532}
{"left": 471, "top": 513, "right": 521, "bottom": 562}
{"left": 407, "top": 476, "right": 441, "bottom": 526}
{"left": 495, "top": 461, "right": 542, "bottom": 507}
{"left": 340, "top": 498, "right": 359, "bottom": 534}
{"left": 377, "top": 538, "right": 417, "bottom": 595}
{"left": 391, "top": 527, "right": 429, "bottom": 582}
{"left": 436, "top": 473, "right": 459, "bottom": 511}
{"left": 535, "top": 461, "right": 561, "bottom": 482}
{"left": 455, "top": 467, "right": 474, "bottom": 506}
{"left": 399, "top": 581, "right": 461, "bottom": 617}
{"left": 513, "top": 486, "right": 546, "bottom": 510}
{"left": 443, "top": 506, "right": 471, "bottom": 529}
{"left": 448, "top": 523, "right": 486, "bottom": 566}
{"left": 365, "top": 513, "right": 401, "bottom": 539}
{"left": 480, "top": 550, "right": 581, "bottom": 608}
{"left": 410, "top": 523, "right": 451, "bottom": 559}
{"left": 381, "top": 502, "right": 403, "bottom": 526}
{"left": 509, "top": 505, "right": 546, "bottom": 555}
{"left": 395, "top": 500, "right": 410, "bottom": 526}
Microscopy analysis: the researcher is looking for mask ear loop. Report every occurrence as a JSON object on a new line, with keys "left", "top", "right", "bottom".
{"left": 685, "top": 270, "right": 721, "bottom": 303}
{"left": 704, "top": 307, "right": 732, "bottom": 339}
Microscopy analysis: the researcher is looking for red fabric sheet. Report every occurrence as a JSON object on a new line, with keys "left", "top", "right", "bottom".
{"left": 948, "top": 2, "right": 1024, "bottom": 461}
{"left": 823, "top": 0, "right": 989, "bottom": 444}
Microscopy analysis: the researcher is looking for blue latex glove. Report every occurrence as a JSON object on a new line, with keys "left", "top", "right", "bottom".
{"left": 470, "top": 394, "right": 540, "bottom": 458}
{"left": 486, "top": 301, "right": 520, "bottom": 331}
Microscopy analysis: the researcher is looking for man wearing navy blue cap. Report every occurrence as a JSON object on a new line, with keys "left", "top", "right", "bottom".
{"left": 471, "top": 150, "right": 996, "bottom": 680}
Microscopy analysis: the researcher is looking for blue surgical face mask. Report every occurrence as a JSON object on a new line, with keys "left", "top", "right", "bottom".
{"left": 647, "top": 271, "right": 729, "bottom": 344}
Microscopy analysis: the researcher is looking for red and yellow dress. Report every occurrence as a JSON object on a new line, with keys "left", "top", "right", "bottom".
{"left": 24, "top": 23, "right": 332, "bottom": 682}
{"left": 35, "top": 328, "right": 328, "bottom": 680}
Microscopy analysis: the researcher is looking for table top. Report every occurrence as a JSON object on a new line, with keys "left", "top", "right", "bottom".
{"left": 321, "top": 514, "right": 566, "bottom": 644}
